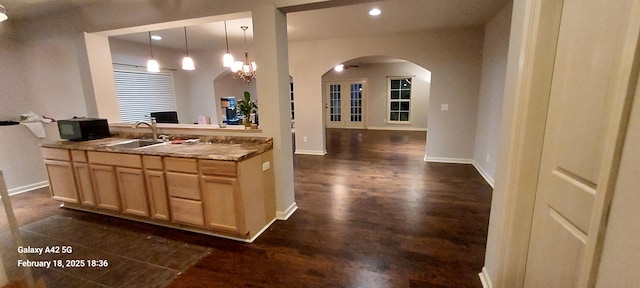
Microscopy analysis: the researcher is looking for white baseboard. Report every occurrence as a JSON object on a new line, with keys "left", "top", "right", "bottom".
{"left": 8, "top": 181, "right": 49, "bottom": 196}
{"left": 276, "top": 202, "right": 298, "bottom": 220}
{"left": 424, "top": 156, "right": 473, "bottom": 164}
{"left": 294, "top": 149, "right": 327, "bottom": 156}
{"left": 367, "top": 126, "right": 427, "bottom": 132}
{"left": 472, "top": 161, "right": 495, "bottom": 188}
{"left": 479, "top": 267, "right": 494, "bottom": 288}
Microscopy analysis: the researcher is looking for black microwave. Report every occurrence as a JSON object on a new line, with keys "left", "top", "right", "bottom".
{"left": 57, "top": 118, "right": 111, "bottom": 141}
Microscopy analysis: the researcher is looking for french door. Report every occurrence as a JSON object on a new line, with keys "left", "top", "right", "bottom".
{"left": 325, "top": 80, "right": 366, "bottom": 128}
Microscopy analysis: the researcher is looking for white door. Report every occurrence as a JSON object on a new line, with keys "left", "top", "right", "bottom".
{"left": 524, "top": 0, "right": 639, "bottom": 287}
{"left": 325, "top": 80, "right": 366, "bottom": 129}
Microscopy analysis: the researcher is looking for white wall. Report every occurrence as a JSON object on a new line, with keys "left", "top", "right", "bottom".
{"left": 18, "top": 10, "right": 91, "bottom": 120}
{"left": 0, "top": 125, "right": 60, "bottom": 194}
{"left": 184, "top": 49, "right": 228, "bottom": 125}
{"left": 0, "top": 23, "right": 29, "bottom": 120}
{"left": 109, "top": 38, "right": 221, "bottom": 124}
{"left": 322, "top": 62, "right": 430, "bottom": 131}
{"left": 289, "top": 27, "right": 484, "bottom": 157}
{"left": 473, "top": 3, "right": 512, "bottom": 185}
{"left": 0, "top": 11, "right": 90, "bottom": 191}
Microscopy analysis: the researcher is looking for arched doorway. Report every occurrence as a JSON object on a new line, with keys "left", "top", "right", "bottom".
{"left": 320, "top": 56, "right": 431, "bottom": 157}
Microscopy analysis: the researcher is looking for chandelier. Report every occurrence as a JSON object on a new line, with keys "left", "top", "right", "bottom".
{"left": 231, "top": 26, "right": 257, "bottom": 84}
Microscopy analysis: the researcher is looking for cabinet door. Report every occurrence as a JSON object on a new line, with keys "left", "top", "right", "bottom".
{"left": 73, "top": 163, "right": 95, "bottom": 206}
{"left": 201, "top": 176, "right": 247, "bottom": 235}
{"left": 90, "top": 164, "right": 120, "bottom": 211}
{"left": 145, "top": 170, "right": 170, "bottom": 220}
{"left": 116, "top": 167, "right": 149, "bottom": 217}
{"left": 170, "top": 197, "right": 204, "bottom": 226}
{"left": 166, "top": 172, "right": 201, "bottom": 200}
{"left": 44, "top": 160, "right": 79, "bottom": 203}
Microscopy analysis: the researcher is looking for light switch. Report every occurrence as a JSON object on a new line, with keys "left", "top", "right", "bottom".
{"left": 441, "top": 104, "right": 449, "bottom": 111}
{"left": 262, "top": 161, "right": 271, "bottom": 171}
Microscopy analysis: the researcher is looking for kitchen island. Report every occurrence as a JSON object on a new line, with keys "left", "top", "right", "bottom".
{"left": 40, "top": 135, "right": 275, "bottom": 242}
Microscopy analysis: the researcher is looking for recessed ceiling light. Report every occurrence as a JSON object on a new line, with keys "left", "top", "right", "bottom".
{"left": 151, "top": 35, "right": 162, "bottom": 41}
{"left": 369, "top": 8, "right": 381, "bottom": 16}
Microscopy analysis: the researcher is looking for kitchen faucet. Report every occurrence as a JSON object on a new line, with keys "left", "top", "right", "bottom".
{"left": 133, "top": 117, "right": 158, "bottom": 140}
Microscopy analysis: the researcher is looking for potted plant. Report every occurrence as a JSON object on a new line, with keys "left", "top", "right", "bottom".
{"left": 236, "top": 91, "right": 257, "bottom": 128}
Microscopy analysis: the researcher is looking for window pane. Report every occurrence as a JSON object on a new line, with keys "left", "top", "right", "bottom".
{"left": 402, "top": 78, "right": 411, "bottom": 89}
{"left": 114, "top": 70, "right": 177, "bottom": 123}
{"left": 400, "top": 102, "right": 410, "bottom": 110}
{"left": 390, "top": 112, "right": 399, "bottom": 121}
{"left": 400, "top": 112, "right": 409, "bottom": 121}
{"left": 391, "top": 91, "right": 400, "bottom": 99}
{"left": 391, "top": 102, "right": 400, "bottom": 111}
{"left": 401, "top": 90, "right": 411, "bottom": 99}
{"left": 391, "top": 80, "right": 400, "bottom": 89}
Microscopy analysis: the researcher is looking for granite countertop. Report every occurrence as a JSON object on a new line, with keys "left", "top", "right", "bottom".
{"left": 40, "top": 136, "right": 273, "bottom": 162}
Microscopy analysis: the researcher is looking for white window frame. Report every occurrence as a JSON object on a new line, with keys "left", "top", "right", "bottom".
{"left": 387, "top": 76, "right": 413, "bottom": 124}
{"left": 113, "top": 68, "right": 178, "bottom": 123}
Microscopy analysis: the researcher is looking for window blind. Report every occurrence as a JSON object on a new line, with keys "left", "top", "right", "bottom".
{"left": 113, "top": 69, "right": 177, "bottom": 123}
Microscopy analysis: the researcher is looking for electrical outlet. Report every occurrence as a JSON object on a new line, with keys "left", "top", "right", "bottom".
{"left": 441, "top": 104, "right": 449, "bottom": 111}
{"left": 303, "top": 136, "right": 308, "bottom": 143}
{"left": 262, "top": 161, "right": 271, "bottom": 171}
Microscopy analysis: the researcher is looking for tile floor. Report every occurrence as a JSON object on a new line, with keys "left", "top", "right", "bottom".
{"left": 0, "top": 216, "right": 209, "bottom": 288}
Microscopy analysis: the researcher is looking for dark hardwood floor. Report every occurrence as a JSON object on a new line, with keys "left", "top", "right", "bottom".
{"left": 1, "top": 129, "right": 493, "bottom": 288}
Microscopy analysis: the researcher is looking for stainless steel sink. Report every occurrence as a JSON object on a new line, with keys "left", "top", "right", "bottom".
{"left": 105, "top": 139, "right": 166, "bottom": 149}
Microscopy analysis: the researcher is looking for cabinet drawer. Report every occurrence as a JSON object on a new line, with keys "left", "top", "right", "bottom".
{"left": 170, "top": 197, "right": 204, "bottom": 227}
{"left": 166, "top": 172, "right": 201, "bottom": 200}
{"left": 200, "top": 160, "right": 236, "bottom": 177}
{"left": 41, "top": 148, "right": 70, "bottom": 161}
{"left": 71, "top": 150, "right": 87, "bottom": 163}
{"left": 88, "top": 151, "right": 142, "bottom": 168}
{"left": 165, "top": 157, "right": 198, "bottom": 173}
{"left": 143, "top": 156, "right": 163, "bottom": 170}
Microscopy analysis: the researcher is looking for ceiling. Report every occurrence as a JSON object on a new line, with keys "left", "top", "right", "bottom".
{"left": 0, "top": 0, "right": 511, "bottom": 52}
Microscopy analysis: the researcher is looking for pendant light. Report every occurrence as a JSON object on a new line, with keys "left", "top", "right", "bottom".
{"left": 0, "top": 5, "right": 7, "bottom": 22}
{"left": 222, "top": 21, "right": 234, "bottom": 68}
{"left": 146, "top": 31, "right": 160, "bottom": 73}
{"left": 231, "top": 26, "right": 257, "bottom": 84}
{"left": 181, "top": 27, "right": 195, "bottom": 70}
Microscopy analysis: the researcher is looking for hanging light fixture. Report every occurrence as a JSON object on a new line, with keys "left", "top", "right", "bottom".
{"left": 146, "top": 31, "right": 160, "bottom": 73}
{"left": 0, "top": 5, "right": 7, "bottom": 22}
{"left": 181, "top": 27, "right": 195, "bottom": 70}
{"left": 230, "top": 26, "right": 257, "bottom": 84}
{"left": 222, "top": 21, "right": 234, "bottom": 68}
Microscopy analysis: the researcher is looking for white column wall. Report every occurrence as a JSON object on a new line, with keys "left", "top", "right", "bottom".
{"left": 252, "top": 4, "right": 297, "bottom": 217}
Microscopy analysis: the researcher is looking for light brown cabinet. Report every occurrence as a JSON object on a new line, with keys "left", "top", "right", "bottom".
{"left": 41, "top": 148, "right": 79, "bottom": 203}
{"left": 116, "top": 167, "right": 149, "bottom": 217}
{"left": 90, "top": 164, "right": 120, "bottom": 211}
{"left": 71, "top": 150, "right": 95, "bottom": 206}
{"left": 165, "top": 157, "right": 204, "bottom": 227}
{"left": 44, "top": 159, "right": 79, "bottom": 203}
{"left": 42, "top": 145, "right": 276, "bottom": 242}
{"left": 143, "top": 156, "right": 169, "bottom": 220}
{"left": 87, "top": 151, "right": 146, "bottom": 214}
{"left": 201, "top": 176, "right": 247, "bottom": 234}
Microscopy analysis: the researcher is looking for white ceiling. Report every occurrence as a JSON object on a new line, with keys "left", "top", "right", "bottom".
{"left": 1, "top": 0, "right": 511, "bottom": 54}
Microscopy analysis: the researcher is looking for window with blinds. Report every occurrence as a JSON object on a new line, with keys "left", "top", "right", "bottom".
{"left": 113, "top": 69, "right": 177, "bottom": 123}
